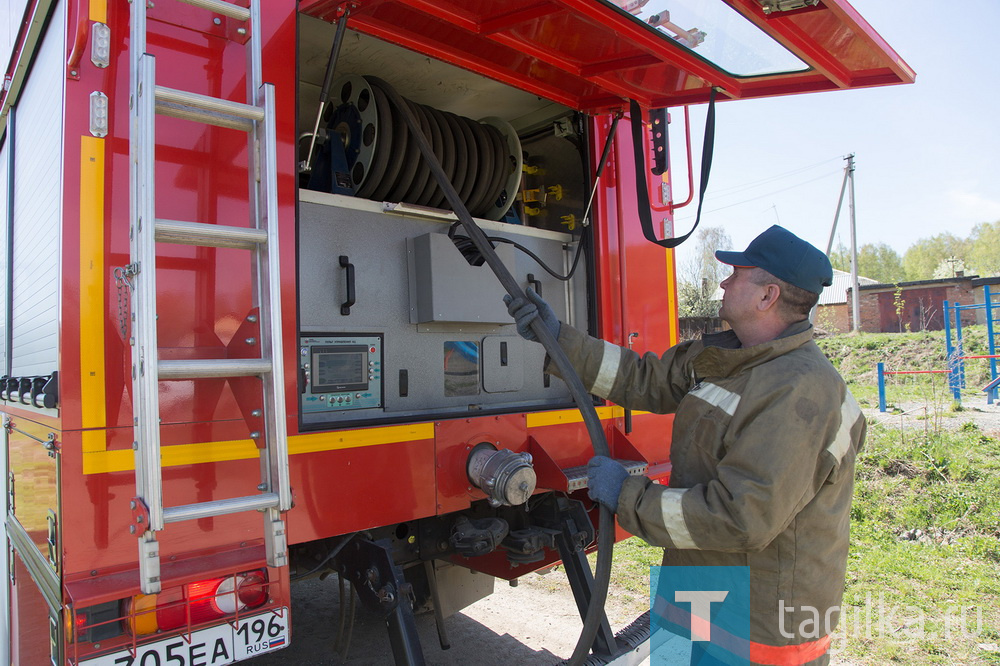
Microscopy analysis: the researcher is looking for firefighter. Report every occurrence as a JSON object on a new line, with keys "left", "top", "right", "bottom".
{"left": 505, "top": 225, "right": 865, "bottom": 665}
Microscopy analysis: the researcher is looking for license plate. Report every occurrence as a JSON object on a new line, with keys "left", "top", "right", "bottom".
{"left": 80, "top": 609, "right": 289, "bottom": 666}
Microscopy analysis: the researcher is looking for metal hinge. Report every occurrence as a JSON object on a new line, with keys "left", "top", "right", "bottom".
{"left": 760, "top": 0, "right": 819, "bottom": 14}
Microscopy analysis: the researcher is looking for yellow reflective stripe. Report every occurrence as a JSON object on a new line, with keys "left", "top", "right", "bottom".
{"left": 664, "top": 247, "right": 679, "bottom": 346}
{"left": 80, "top": 136, "right": 106, "bottom": 429}
{"left": 289, "top": 423, "right": 434, "bottom": 454}
{"left": 82, "top": 429, "right": 106, "bottom": 453}
{"left": 526, "top": 406, "right": 617, "bottom": 428}
{"left": 84, "top": 439, "right": 259, "bottom": 474}
{"left": 81, "top": 410, "right": 645, "bottom": 475}
{"left": 90, "top": 0, "right": 107, "bottom": 22}
{"left": 82, "top": 423, "right": 437, "bottom": 474}
{"left": 659, "top": 487, "right": 696, "bottom": 549}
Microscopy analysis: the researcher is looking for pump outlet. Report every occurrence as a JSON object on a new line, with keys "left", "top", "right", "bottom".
{"left": 466, "top": 443, "right": 536, "bottom": 507}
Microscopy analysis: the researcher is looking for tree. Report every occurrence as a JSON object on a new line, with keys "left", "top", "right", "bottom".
{"left": 902, "top": 233, "right": 970, "bottom": 281}
{"left": 967, "top": 220, "right": 1000, "bottom": 277}
{"left": 829, "top": 243, "right": 850, "bottom": 273}
{"left": 933, "top": 257, "right": 968, "bottom": 279}
{"left": 828, "top": 241, "right": 905, "bottom": 283}
{"left": 678, "top": 226, "right": 733, "bottom": 318}
{"left": 857, "top": 243, "right": 906, "bottom": 283}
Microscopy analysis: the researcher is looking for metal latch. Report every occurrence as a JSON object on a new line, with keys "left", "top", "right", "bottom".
{"left": 46, "top": 509, "right": 59, "bottom": 573}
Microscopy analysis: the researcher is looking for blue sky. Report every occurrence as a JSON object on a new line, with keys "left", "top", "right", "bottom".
{"left": 2, "top": 1, "right": 995, "bottom": 260}
{"left": 671, "top": 0, "right": 1000, "bottom": 262}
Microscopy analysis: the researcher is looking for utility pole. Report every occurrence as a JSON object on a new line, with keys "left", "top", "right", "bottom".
{"left": 826, "top": 154, "right": 860, "bottom": 331}
{"left": 847, "top": 154, "right": 859, "bottom": 332}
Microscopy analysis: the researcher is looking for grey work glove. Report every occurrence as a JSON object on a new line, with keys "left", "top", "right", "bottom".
{"left": 587, "top": 455, "right": 629, "bottom": 512}
{"left": 503, "top": 287, "right": 560, "bottom": 342}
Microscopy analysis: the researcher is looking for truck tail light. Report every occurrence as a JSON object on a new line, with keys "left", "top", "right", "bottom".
{"left": 125, "top": 568, "right": 270, "bottom": 636}
{"left": 71, "top": 601, "right": 124, "bottom": 643}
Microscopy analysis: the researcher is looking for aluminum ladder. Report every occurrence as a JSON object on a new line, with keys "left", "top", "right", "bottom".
{"left": 128, "top": 0, "right": 289, "bottom": 594}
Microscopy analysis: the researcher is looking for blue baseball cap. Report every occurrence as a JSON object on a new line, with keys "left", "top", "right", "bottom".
{"left": 715, "top": 225, "right": 833, "bottom": 294}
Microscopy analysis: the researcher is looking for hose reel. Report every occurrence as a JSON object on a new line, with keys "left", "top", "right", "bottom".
{"left": 325, "top": 75, "right": 523, "bottom": 221}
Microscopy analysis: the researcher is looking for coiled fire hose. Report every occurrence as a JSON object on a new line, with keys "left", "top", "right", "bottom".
{"left": 370, "top": 77, "right": 616, "bottom": 664}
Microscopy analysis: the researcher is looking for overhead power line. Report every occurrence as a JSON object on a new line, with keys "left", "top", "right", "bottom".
{"left": 676, "top": 169, "right": 841, "bottom": 221}
{"left": 706, "top": 156, "right": 844, "bottom": 198}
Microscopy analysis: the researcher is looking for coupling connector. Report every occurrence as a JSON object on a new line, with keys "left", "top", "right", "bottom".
{"left": 467, "top": 443, "right": 537, "bottom": 507}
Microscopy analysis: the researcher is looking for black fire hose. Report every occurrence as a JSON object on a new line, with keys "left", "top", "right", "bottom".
{"left": 371, "top": 78, "right": 615, "bottom": 664}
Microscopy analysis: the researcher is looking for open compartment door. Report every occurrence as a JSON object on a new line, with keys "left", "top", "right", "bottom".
{"left": 299, "top": 0, "right": 914, "bottom": 110}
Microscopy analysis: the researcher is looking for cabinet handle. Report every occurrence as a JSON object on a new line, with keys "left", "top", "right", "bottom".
{"left": 340, "top": 255, "right": 355, "bottom": 315}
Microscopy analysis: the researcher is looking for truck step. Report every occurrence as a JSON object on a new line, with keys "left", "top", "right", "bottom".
{"left": 177, "top": 0, "right": 250, "bottom": 21}
{"left": 158, "top": 358, "right": 272, "bottom": 380}
{"left": 562, "top": 460, "right": 648, "bottom": 493}
{"left": 164, "top": 493, "right": 280, "bottom": 523}
{"left": 155, "top": 218, "right": 268, "bottom": 249}
{"left": 155, "top": 85, "right": 263, "bottom": 131}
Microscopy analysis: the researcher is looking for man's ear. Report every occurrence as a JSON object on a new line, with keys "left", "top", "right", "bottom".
{"left": 757, "top": 283, "right": 782, "bottom": 313}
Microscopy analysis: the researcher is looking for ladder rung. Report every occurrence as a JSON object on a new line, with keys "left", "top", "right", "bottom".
{"left": 158, "top": 358, "right": 272, "bottom": 380}
{"left": 563, "top": 460, "right": 648, "bottom": 493}
{"left": 164, "top": 493, "right": 280, "bottom": 524}
{"left": 155, "top": 86, "right": 263, "bottom": 130}
{"left": 177, "top": 0, "right": 251, "bottom": 22}
{"left": 155, "top": 218, "right": 268, "bottom": 249}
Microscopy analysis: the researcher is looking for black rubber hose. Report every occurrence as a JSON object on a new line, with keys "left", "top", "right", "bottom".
{"left": 369, "top": 77, "right": 615, "bottom": 665}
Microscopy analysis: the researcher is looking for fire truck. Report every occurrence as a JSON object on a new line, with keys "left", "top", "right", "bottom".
{"left": 1, "top": 0, "right": 911, "bottom": 663}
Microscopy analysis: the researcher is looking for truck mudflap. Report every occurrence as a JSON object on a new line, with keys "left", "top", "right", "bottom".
{"left": 77, "top": 608, "right": 290, "bottom": 666}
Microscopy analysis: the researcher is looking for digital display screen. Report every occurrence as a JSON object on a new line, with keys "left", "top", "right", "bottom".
{"left": 311, "top": 346, "right": 368, "bottom": 392}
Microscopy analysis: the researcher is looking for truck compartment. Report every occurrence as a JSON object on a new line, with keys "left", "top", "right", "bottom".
{"left": 295, "top": 17, "right": 595, "bottom": 428}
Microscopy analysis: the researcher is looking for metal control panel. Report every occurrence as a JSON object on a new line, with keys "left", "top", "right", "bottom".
{"left": 300, "top": 334, "right": 383, "bottom": 425}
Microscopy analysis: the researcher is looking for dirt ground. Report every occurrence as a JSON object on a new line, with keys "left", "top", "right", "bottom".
{"left": 863, "top": 391, "right": 1000, "bottom": 436}
{"left": 246, "top": 566, "right": 863, "bottom": 666}
{"left": 246, "top": 568, "right": 653, "bottom": 665}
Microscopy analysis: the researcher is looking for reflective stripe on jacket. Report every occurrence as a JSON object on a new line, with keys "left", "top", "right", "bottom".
{"left": 551, "top": 319, "right": 866, "bottom": 648}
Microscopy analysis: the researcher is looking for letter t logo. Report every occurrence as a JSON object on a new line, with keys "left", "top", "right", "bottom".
{"left": 675, "top": 590, "right": 729, "bottom": 641}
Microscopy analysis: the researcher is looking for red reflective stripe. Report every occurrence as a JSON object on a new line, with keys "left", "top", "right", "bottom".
{"left": 742, "top": 634, "right": 830, "bottom": 665}
{"left": 656, "top": 600, "right": 830, "bottom": 665}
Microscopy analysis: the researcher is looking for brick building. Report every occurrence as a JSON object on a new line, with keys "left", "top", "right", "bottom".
{"left": 813, "top": 269, "right": 878, "bottom": 334}
{"left": 848, "top": 276, "right": 979, "bottom": 333}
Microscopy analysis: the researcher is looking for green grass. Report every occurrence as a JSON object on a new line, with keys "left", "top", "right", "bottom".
{"left": 843, "top": 421, "right": 1000, "bottom": 664}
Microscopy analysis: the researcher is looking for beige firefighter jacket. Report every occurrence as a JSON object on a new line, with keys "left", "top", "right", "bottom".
{"left": 550, "top": 319, "right": 866, "bottom": 649}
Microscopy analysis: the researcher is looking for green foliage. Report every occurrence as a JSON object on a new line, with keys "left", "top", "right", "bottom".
{"left": 678, "top": 281, "right": 720, "bottom": 318}
{"left": 678, "top": 226, "right": 732, "bottom": 319}
{"left": 933, "top": 257, "right": 969, "bottom": 279}
{"left": 815, "top": 326, "right": 993, "bottom": 389}
{"left": 829, "top": 241, "right": 906, "bottom": 283}
{"left": 844, "top": 219, "right": 1000, "bottom": 285}
{"left": 967, "top": 220, "right": 1000, "bottom": 277}
{"left": 902, "top": 232, "right": 970, "bottom": 281}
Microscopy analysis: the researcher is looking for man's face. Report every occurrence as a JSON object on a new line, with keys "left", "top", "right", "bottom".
{"left": 718, "top": 266, "right": 765, "bottom": 326}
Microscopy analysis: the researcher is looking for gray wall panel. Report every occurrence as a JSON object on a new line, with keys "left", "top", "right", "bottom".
{"left": 10, "top": 0, "right": 63, "bottom": 377}
{"left": 298, "top": 193, "right": 589, "bottom": 426}
{"left": 0, "top": 141, "right": 8, "bottom": 375}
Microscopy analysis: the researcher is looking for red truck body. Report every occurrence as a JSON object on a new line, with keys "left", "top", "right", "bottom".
{"left": 1, "top": 1, "right": 911, "bottom": 663}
